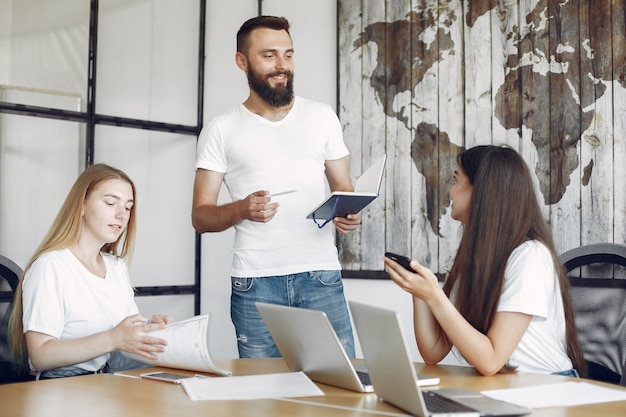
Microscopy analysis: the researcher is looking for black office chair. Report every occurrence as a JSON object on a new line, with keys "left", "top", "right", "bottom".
{"left": 0, "top": 254, "right": 33, "bottom": 383}
{"left": 559, "top": 243, "right": 626, "bottom": 385}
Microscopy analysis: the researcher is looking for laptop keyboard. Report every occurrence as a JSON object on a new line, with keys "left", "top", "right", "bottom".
{"left": 422, "top": 390, "right": 477, "bottom": 414}
{"left": 356, "top": 370, "right": 372, "bottom": 385}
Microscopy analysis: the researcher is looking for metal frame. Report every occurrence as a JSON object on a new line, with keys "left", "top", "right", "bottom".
{"left": 0, "top": 0, "right": 206, "bottom": 314}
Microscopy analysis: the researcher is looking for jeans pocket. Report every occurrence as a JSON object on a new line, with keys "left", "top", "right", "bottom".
{"left": 231, "top": 277, "right": 254, "bottom": 292}
{"left": 310, "top": 270, "right": 342, "bottom": 287}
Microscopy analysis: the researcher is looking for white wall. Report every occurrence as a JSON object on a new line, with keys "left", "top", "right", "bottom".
{"left": 199, "top": 0, "right": 441, "bottom": 364}
{"left": 0, "top": 0, "right": 12, "bottom": 81}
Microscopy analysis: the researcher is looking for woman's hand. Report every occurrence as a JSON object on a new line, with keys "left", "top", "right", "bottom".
{"left": 383, "top": 255, "right": 452, "bottom": 363}
{"left": 111, "top": 314, "right": 168, "bottom": 360}
{"left": 149, "top": 314, "right": 173, "bottom": 325}
{"left": 384, "top": 256, "right": 441, "bottom": 303}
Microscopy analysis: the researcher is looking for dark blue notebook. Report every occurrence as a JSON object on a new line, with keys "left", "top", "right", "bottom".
{"left": 306, "top": 155, "right": 386, "bottom": 224}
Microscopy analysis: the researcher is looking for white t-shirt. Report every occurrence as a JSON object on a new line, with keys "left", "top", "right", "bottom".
{"left": 22, "top": 249, "right": 139, "bottom": 372}
{"left": 196, "top": 96, "right": 349, "bottom": 277}
{"left": 451, "top": 240, "right": 573, "bottom": 373}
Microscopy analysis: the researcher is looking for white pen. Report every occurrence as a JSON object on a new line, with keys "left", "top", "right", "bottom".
{"left": 269, "top": 189, "right": 297, "bottom": 197}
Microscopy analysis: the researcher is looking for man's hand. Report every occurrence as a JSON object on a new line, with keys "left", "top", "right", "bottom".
{"left": 333, "top": 213, "right": 361, "bottom": 234}
{"left": 238, "top": 190, "right": 279, "bottom": 223}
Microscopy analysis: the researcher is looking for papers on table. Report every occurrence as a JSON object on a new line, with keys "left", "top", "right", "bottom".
{"left": 181, "top": 371, "right": 324, "bottom": 401}
{"left": 482, "top": 381, "right": 626, "bottom": 408}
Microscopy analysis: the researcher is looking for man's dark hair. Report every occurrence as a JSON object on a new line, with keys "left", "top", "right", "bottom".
{"left": 236, "top": 16, "right": 291, "bottom": 54}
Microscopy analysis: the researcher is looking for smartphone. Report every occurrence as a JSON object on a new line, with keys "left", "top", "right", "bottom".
{"left": 384, "top": 252, "right": 413, "bottom": 271}
{"left": 140, "top": 371, "right": 192, "bottom": 384}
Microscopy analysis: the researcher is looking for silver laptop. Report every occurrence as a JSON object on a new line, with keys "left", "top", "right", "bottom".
{"left": 256, "top": 302, "right": 439, "bottom": 393}
{"left": 349, "top": 301, "right": 531, "bottom": 416}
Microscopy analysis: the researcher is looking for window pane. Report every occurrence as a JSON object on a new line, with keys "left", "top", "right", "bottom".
{"left": 0, "top": 110, "right": 84, "bottom": 267}
{"left": 96, "top": 0, "right": 200, "bottom": 125}
{"left": 0, "top": 0, "right": 89, "bottom": 111}
{"left": 94, "top": 125, "right": 196, "bottom": 286}
{"left": 135, "top": 294, "right": 195, "bottom": 321}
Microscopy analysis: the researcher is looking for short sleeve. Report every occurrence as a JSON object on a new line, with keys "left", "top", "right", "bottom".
{"left": 195, "top": 118, "right": 228, "bottom": 173}
{"left": 22, "top": 256, "right": 68, "bottom": 338}
{"left": 322, "top": 105, "right": 349, "bottom": 161}
{"left": 497, "top": 241, "right": 558, "bottom": 319}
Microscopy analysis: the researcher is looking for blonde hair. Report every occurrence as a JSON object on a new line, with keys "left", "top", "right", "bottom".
{"left": 8, "top": 163, "right": 137, "bottom": 369}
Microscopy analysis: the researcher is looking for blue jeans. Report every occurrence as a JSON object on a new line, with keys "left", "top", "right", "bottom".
{"left": 552, "top": 369, "right": 580, "bottom": 377}
{"left": 107, "top": 350, "right": 150, "bottom": 374}
{"left": 231, "top": 270, "right": 355, "bottom": 358}
{"left": 38, "top": 362, "right": 109, "bottom": 380}
{"left": 37, "top": 351, "right": 149, "bottom": 379}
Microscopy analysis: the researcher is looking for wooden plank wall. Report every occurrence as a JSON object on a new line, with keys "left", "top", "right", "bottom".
{"left": 337, "top": 0, "right": 626, "bottom": 277}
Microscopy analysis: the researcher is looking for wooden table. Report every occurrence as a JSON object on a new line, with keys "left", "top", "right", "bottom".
{"left": 1, "top": 358, "right": 625, "bottom": 416}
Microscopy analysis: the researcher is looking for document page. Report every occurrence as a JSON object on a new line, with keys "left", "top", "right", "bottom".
{"left": 123, "top": 314, "right": 231, "bottom": 376}
{"left": 482, "top": 381, "right": 626, "bottom": 408}
{"left": 181, "top": 371, "right": 324, "bottom": 401}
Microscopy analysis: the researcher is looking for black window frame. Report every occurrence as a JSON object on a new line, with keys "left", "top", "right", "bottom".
{"left": 0, "top": 0, "right": 206, "bottom": 314}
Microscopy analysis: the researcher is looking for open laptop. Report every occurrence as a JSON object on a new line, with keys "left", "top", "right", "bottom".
{"left": 256, "top": 302, "right": 439, "bottom": 393}
{"left": 349, "top": 301, "right": 531, "bottom": 416}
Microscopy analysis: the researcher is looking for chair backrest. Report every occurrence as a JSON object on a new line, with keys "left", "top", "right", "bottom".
{"left": 0, "top": 254, "right": 32, "bottom": 383}
{"left": 0, "top": 254, "right": 21, "bottom": 299}
{"left": 559, "top": 243, "right": 626, "bottom": 385}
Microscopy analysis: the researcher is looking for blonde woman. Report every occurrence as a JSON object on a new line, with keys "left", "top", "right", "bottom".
{"left": 9, "top": 164, "right": 171, "bottom": 379}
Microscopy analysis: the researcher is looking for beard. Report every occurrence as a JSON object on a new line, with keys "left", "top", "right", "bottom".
{"left": 247, "top": 66, "right": 294, "bottom": 107}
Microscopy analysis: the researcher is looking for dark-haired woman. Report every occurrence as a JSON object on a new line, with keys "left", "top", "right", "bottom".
{"left": 385, "top": 145, "right": 584, "bottom": 377}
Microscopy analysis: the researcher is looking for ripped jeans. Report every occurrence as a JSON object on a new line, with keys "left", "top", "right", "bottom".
{"left": 230, "top": 271, "right": 355, "bottom": 358}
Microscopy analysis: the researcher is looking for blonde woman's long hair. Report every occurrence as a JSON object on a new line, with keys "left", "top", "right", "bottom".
{"left": 7, "top": 163, "right": 137, "bottom": 370}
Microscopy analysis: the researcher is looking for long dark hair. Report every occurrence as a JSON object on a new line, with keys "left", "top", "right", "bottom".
{"left": 442, "top": 145, "right": 586, "bottom": 375}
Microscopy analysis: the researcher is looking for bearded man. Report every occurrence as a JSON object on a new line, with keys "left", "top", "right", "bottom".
{"left": 192, "top": 16, "right": 360, "bottom": 358}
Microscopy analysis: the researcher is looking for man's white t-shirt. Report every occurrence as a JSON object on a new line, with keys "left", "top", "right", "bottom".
{"left": 22, "top": 249, "right": 139, "bottom": 372}
{"left": 195, "top": 96, "right": 349, "bottom": 277}
{"left": 451, "top": 240, "right": 573, "bottom": 374}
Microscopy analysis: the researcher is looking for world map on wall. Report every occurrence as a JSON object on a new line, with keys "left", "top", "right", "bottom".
{"left": 350, "top": 0, "right": 626, "bottom": 236}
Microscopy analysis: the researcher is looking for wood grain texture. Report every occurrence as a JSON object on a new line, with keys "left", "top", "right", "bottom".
{"left": 338, "top": 0, "right": 626, "bottom": 277}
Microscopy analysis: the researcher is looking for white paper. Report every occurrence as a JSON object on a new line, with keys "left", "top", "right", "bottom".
{"left": 481, "top": 382, "right": 626, "bottom": 408}
{"left": 123, "top": 314, "right": 231, "bottom": 376}
{"left": 181, "top": 372, "right": 325, "bottom": 401}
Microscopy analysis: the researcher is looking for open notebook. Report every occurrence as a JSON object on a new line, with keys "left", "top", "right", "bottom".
{"left": 306, "top": 155, "right": 386, "bottom": 226}
{"left": 255, "top": 302, "right": 439, "bottom": 393}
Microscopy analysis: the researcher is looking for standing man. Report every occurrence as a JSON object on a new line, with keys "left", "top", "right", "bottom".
{"left": 192, "top": 16, "right": 360, "bottom": 358}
